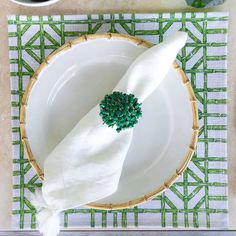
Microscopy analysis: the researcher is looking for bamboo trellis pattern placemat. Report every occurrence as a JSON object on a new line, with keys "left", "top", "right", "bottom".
{"left": 8, "top": 12, "right": 228, "bottom": 229}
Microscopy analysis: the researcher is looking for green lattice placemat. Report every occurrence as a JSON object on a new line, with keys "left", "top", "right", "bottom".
{"left": 8, "top": 12, "right": 228, "bottom": 229}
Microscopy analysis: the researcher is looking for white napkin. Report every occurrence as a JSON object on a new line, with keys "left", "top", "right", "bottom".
{"left": 33, "top": 31, "right": 188, "bottom": 236}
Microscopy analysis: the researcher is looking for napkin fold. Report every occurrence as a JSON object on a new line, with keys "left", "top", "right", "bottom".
{"left": 33, "top": 31, "right": 188, "bottom": 236}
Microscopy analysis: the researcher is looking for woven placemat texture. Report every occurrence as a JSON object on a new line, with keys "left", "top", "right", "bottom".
{"left": 8, "top": 12, "right": 228, "bottom": 229}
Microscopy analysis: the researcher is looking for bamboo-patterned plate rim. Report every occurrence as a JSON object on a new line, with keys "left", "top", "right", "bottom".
{"left": 20, "top": 33, "right": 199, "bottom": 210}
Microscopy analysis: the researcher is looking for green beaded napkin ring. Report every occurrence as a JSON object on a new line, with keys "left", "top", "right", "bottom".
{"left": 99, "top": 91, "right": 142, "bottom": 132}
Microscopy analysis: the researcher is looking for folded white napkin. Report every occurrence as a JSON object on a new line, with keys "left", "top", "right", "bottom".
{"left": 33, "top": 31, "right": 188, "bottom": 236}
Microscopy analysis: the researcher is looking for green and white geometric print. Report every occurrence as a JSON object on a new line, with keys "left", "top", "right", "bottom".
{"left": 8, "top": 12, "right": 228, "bottom": 229}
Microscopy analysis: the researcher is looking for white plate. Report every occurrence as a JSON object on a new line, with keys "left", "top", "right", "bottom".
{"left": 21, "top": 34, "right": 198, "bottom": 209}
{"left": 9, "top": 0, "right": 60, "bottom": 7}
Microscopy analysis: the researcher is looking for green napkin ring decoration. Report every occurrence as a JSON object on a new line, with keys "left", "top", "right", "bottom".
{"left": 99, "top": 91, "right": 142, "bottom": 132}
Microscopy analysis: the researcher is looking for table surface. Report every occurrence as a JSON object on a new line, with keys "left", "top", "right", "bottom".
{"left": 0, "top": 0, "right": 235, "bottom": 230}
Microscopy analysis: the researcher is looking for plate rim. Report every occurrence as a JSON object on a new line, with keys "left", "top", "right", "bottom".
{"left": 9, "top": 0, "right": 60, "bottom": 7}
{"left": 20, "top": 33, "right": 199, "bottom": 210}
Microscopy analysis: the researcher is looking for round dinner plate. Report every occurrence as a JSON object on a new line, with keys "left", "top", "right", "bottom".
{"left": 21, "top": 34, "right": 198, "bottom": 210}
{"left": 9, "top": 0, "right": 60, "bottom": 7}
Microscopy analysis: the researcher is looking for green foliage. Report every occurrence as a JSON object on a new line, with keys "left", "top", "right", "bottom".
{"left": 186, "top": 0, "right": 225, "bottom": 8}
{"left": 99, "top": 91, "right": 142, "bottom": 132}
